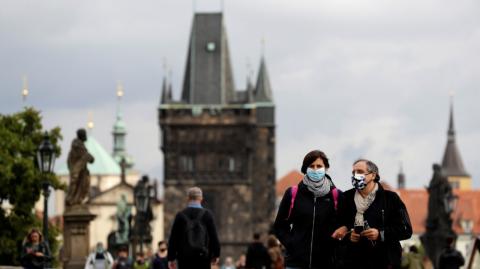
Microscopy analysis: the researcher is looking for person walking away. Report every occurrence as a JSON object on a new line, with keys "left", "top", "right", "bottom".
{"left": 332, "top": 159, "right": 413, "bottom": 269}
{"left": 266, "top": 235, "right": 284, "bottom": 269}
{"left": 167, "top": 187, "right": 221, "bottom": 269}
{"left": 151, "top": 241, "right": 168, "bottom": 269}
{"left": 245, "top": 233, "right": 270, "bottom": 269}
{"left": 438, "top": 237, "right": 464, "bottom": 269}
{"left": 20, "top": 228, "right": 51, "bottom": 269}
{"left": 274, "top": 150, "right": 343, "bottom": 269}
{"left": 85, "top": 242, "right": 114, "bottom": 269}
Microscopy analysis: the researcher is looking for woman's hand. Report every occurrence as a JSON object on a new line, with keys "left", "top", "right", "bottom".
{"left": 331, "top": 226, "right": 348, "bottom": 240}
{"left": 350, "top": 230, "right": 360, "bottom": 243}
{"left": 361, "top": 228, "right": 379, "bottom": 240}
{"left": 34, "top": 252, "right": 44, "bottom": 257}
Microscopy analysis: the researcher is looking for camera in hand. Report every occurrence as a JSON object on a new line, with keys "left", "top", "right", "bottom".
{"left": 354, "top": 225, "right": 364, "bottom": 234}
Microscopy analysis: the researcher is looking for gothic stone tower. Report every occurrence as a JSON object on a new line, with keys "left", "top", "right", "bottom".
{"left": 158, "top": 12, "right": 275, "bottom": 257}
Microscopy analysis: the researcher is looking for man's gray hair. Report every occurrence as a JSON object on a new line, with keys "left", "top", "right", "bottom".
{"left": 353, "top": 159, "right": 381, "bottom": 182}
{"left": 187, "top": 187, "right": 203, "bottom": 200}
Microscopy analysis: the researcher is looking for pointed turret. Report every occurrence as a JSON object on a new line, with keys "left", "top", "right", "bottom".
{"left": 160, "top": 76, "right": 170, "bottom": 104}
{"left": 181, "top": 12, "right": 235, "bottom": 104}
{"left": 440, "top": 96, "right": 471, "bottom": 190}
{"left": 441, "top": 99, "right": 469, "bottom": 177}
{"left": 254, "top": 57, "right": 273, "bottom": 103}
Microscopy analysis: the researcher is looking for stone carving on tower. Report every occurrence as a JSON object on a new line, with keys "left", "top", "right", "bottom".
{"left": 158, "top": 12, "right": 276, "bottom": 257}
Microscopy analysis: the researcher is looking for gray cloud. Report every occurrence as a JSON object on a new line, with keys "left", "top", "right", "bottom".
{"left": 1, "top": 0, "right": 479, "bottom": 192}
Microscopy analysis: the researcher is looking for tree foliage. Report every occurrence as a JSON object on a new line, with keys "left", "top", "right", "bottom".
{"left": 0, "top": 107, "right": 63, "bottom": 265}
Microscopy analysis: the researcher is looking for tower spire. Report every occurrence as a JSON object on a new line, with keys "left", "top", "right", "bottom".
{"left": 397, "top": 162, "right": 405, "bottom": 190}
{"left": 254, "top": 55, "right": 273, "bottom": 102}
{"left": 112, "top": 82, "right": 133, "bottom": 169}
{"left": 441, "top": 93, "right": 469, "bottom": 179}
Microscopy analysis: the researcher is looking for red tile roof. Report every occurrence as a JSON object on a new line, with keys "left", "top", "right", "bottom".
{"left": 276, "top": 170, "right": 303, "bottom": 197}
{"left": 398, "top": 189, "right": 480, "bottom": 234}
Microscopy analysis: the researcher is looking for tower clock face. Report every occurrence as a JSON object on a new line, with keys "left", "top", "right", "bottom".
{"left": 206, "top": 42, "right": 216, "bottom": 52}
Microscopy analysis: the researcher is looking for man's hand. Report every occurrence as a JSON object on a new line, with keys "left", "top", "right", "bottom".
{"left": 350, "top": 229, "right": 360, "bottom": 243}
{"left": 331, "top": 226, "right": 348, "bottom": 240}
{"left": 34, "top": 252, "right": 44, "bottom": 257}
{"left": 211, "top": 257, "right": 219, "bottom": 265}
{"left": 361, "top": 228, "right": 379, "bottom": 241}
{"left": 168, "top": 261, "right": 176, "bottom": 269}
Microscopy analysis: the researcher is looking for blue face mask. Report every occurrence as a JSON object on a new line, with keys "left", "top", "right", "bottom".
{"left": 306, "top": 167, "right": 326, "bottom": 182}
{"left": 352, "top": 174, "right": 367, "bottom": 190}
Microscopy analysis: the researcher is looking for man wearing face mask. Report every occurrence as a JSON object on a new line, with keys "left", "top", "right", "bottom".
{"left": 332, "top": 159, "right": 412, "bottom": 269}
{"left": 85, "top": 242, "right": 114, "bottom": 269}
{"left": 274, "top": 150, "right": 342, "bottom": 269}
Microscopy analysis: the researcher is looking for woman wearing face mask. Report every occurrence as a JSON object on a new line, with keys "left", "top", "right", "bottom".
{"left": 332, "top": 159, "right": 412, "bottom": 269}
{"left": 274, "top": 150, "right": 341, "bottom": 269}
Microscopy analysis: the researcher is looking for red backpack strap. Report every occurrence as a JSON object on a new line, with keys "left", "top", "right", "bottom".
{"left": 332, "top": 187, "right": 339, "bottom": 210}
{"left": 286, "top": 185, "right": 298, "bottom": 220}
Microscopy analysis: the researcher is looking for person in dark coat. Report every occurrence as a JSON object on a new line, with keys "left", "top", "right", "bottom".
{"left": 274, "top": 150, "right": 342, "bottom": 269}
{"left": 245, "top": 233, "right": 270, "bottom": 269}
{"left": 151, "top": 241, "right": 168, "bottom": 269}
{"left": 438, "top": 237, "right": 464, "bottom": 269}
{"left": 20, "top": 228, "right": 51, "bottom": 269}
{"left": 332, "top": 159, "right": 413, "bottom": 269}
{"left": 167, "top": 187, "right": 221, "bottom": 269}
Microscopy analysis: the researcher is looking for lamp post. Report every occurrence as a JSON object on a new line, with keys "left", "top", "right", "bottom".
{"left": 37, "top": 131, "right": 56, "bottom": 246}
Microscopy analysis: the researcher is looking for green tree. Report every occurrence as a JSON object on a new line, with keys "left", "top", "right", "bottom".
{"left": 0, "top": 107, "right": 63, "bottom": 265}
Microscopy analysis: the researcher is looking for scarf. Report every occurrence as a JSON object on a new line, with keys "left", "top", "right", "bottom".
{"left": 354, "top": 183, "right": 379, "bottom": 226}
{"left": 302, "top": 174, "right": 332, "bottom": 197}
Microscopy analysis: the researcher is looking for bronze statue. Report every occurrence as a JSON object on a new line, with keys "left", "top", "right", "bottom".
{"left": 66, "top": 129, "right": 94, "bottom": 206}
{"left": 115, "top": 194, "right": 132, "bottom": 244}
{"left": 421, "top": 163, "right": 456, "bottom": 268}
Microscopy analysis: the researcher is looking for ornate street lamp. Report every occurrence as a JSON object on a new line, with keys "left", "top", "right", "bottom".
{"left": 37, "top": 131, "right": 56, "bottom": 246}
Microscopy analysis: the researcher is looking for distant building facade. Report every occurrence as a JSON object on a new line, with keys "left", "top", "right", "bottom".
{"left": 158, "top": 12, "right": 276, "bottom": 257}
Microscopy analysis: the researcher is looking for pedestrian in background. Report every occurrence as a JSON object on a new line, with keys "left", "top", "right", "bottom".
{"left": 266, "top": 235, "right": 283, "bottom": 269}
{"left": 274, "top": 150, "right": 342, "bottom": 269}
{"left": 438, "top": 236, "right": 464, "bottom": 269}
{"left": 167, "top": 187, "right": 220, "bottom": 269}
{"left": 85, "top": 242, "right": 114, "bottom": 269}
{"left": 151, "top": 241, "right": 168, "bottom": 269}
{"left": 20, "top": 228, "right": 51, "bottom": 269}
{"left": 245, "top": 233, "right": 270, "bottom": 269}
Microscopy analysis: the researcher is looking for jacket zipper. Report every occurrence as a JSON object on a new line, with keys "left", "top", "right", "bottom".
{"left": 309, "top": 197, "right": 317, "bottom": 269}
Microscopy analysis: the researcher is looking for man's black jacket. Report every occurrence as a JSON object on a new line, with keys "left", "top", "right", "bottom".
{"left": 167, "top": 207, "right": 220, "bottom": 264}
{"left": 338, "top": 184, "right": 412, "bottom": 269}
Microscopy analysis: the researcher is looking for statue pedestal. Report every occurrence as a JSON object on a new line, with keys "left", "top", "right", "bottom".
{"left": 63, "top": 206, "right": 96, "bottom": 269}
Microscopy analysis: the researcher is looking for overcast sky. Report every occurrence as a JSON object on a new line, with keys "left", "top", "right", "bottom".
{"left": 1, "top": 0, "right": 479, "bottom": 191}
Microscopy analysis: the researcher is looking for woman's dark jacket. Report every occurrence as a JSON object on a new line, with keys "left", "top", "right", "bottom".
{"left": 338, "top": 184, "right": 412, "bottom": 269}
{"left": 20, "top": 241, "right": 51, "bottom": 269}
{"left": 273, "top": 177, "right": 341, "bottom": 269}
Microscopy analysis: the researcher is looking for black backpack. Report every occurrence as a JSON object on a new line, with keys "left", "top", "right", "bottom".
{"left": 181, "top": 210, "right": 209, "bottom": 259}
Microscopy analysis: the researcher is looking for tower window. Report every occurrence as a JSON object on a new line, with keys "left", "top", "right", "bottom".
{"left": 228, "top": 157, "right": 235, "bottom": 172}
{"left": 179, "top": 156, "right": 194, "bottom": 172}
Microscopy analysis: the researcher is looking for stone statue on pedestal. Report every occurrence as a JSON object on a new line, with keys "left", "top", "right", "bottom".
{"left": 421, "top": 164, "right": 457, "bottom": 267}
{"left": 66, "top": 128, "right": 94, "bottom": 207}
